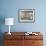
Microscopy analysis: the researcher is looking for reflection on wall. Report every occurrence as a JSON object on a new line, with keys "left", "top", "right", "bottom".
{"left": 0, "top": 16, "right": 5, "bottom": 32}
{"left": 0, "top": 16, "right": 5, "bottom": 25}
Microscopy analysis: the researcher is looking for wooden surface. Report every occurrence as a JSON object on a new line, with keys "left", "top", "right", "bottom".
{"left": 4, "top": 32, "right": 43, "bottom": 46}
{"left": 24, "top": 40, "right": 43, "bottom": 46}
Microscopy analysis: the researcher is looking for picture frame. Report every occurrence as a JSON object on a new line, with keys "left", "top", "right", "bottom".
{"left": 18, "top": 9, "right": 35, "bottom": 23}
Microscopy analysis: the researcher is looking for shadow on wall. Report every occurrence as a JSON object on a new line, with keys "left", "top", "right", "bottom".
{"left": 0, "top": 16, "right": 5, "bottom": 46}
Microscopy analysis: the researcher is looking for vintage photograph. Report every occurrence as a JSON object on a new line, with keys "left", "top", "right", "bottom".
{"left": 18, "top": 9, "right": 35, "bottom": 23}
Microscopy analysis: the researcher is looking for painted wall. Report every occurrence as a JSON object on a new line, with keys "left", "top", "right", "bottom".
{"left": 0, "top": 0, "right": 46, "bottom": 32}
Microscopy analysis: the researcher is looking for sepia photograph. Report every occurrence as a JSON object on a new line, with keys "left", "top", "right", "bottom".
{"left": 18, "top": 9, "right": 35, "bottom": 23}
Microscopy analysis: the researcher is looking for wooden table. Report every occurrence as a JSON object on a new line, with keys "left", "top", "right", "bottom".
{"left": 4, "top": 32, "right": 43, "bottom": 46}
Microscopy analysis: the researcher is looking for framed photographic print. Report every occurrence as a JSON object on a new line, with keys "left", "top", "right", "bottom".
{"left": 18, "top": 9, "right": 35, "bottom": 23}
